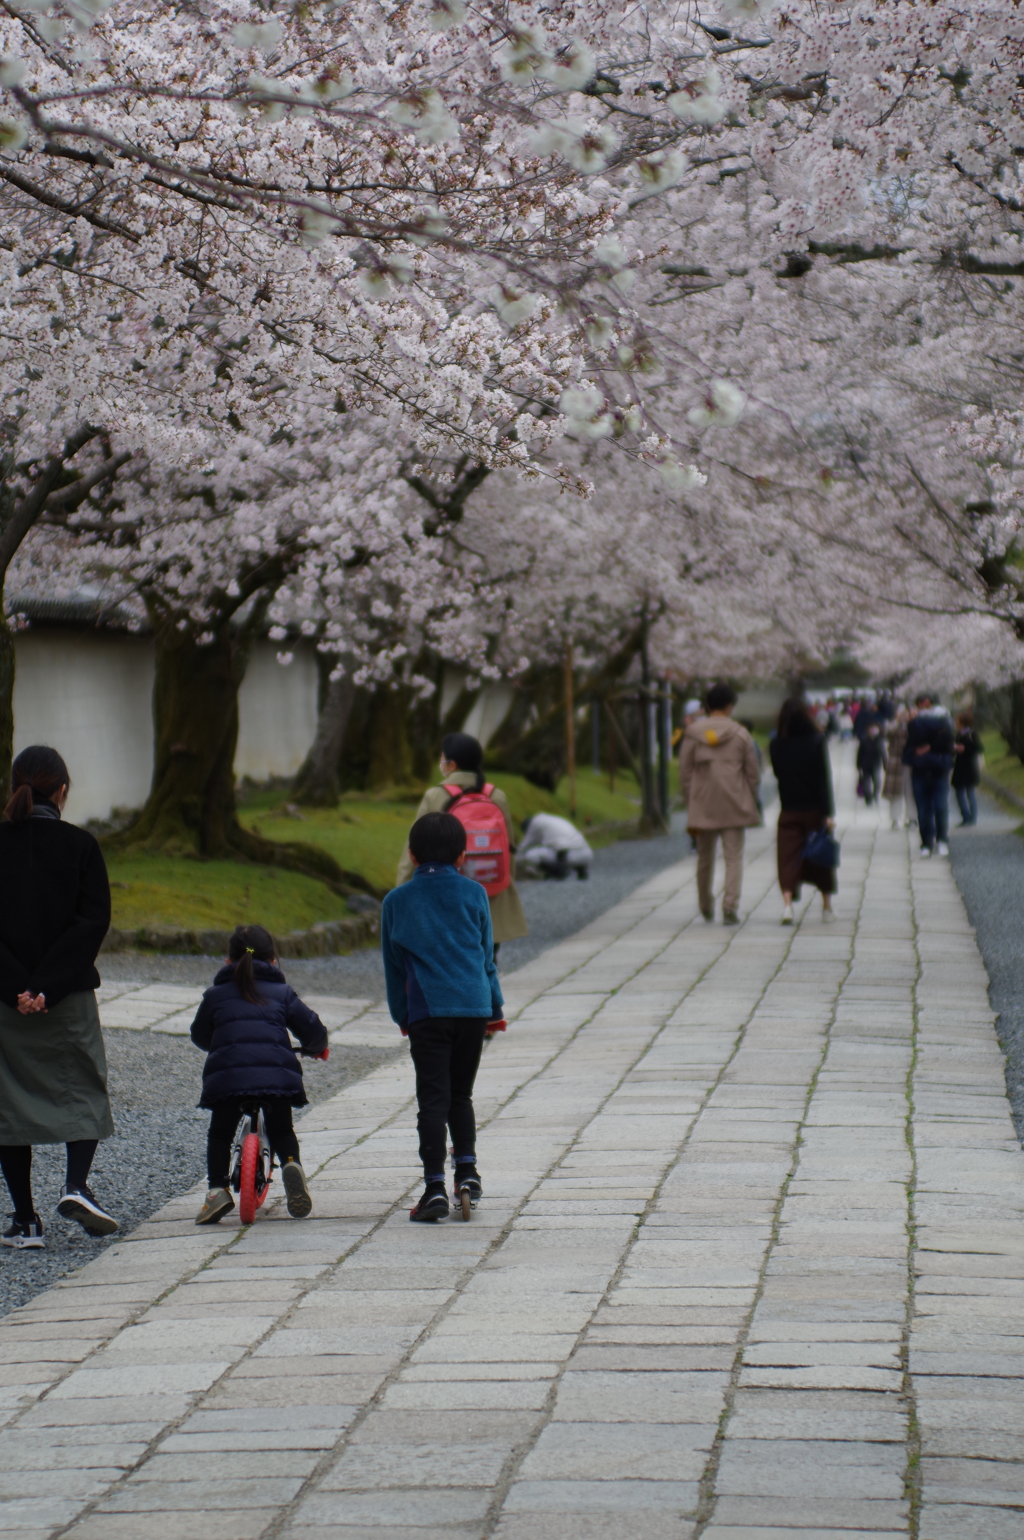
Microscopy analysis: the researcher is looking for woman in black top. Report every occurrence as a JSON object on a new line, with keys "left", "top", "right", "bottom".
{"left": 951, "top": 710, "right": 983, "bottom": 827}
{"left": 0, "top": 746, "right": 115, "bottom": 1249}
{"left": 769, "top": 699, "right": 836, "bottom": 925}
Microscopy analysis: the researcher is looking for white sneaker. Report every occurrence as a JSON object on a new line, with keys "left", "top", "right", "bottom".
{"left": 919, "top": 846, "right": 932, "bottom": 859}
{"left": 822, "top": 908, "right": 837, "bottom": 923}
{"left": 936, "top": 841, "right": 950, "bottom": 858}
{"left": 781, "top": 903, "right": 794, "bottom": 925}
{"left": 891, "top": 820, "right": 902, "bottom": 831}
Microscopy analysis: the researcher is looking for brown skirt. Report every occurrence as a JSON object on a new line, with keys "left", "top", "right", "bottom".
{"left": 777, "top": 810, "right": 837, "bottom": 899}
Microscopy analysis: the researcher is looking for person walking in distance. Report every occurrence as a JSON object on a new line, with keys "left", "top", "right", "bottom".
{"left": 856, "top": 722, "right": 886, "bottom": 807}
{"left": 397, "top": 732, "right": 527, "bottom": 960}
{"left": 679, "top": 684, "right": 761, "bottom": 925}
{"left": 769, "top": 698, "right": 837, "bottom": 925}
{"left": 903, "top": 693, "right": 955, "bottom": 857}
{"left": 0, "top": 746, "right": 117, "bottom": 1249}
{"left": 883, "top": 708, "right": 910, "bottom": 830}
{"left": 951, "top": 710, "right": 983, "bottom": 827}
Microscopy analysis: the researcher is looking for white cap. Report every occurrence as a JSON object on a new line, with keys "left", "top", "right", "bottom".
{"left": 683, "top": 699, "right": 702, "bottom": 716}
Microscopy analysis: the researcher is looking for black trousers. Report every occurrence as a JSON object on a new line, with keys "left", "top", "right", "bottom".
{"left": 406, "top": 1017, "right": 487, "bottom": 1177}
{"left": 0, "top": 1140, "right": 98, "bottom": 1222}
{"left": 206, "top": 1098, "right": 300, "bottom": 1189}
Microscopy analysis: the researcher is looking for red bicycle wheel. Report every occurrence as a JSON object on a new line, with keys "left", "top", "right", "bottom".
{"left": 238, "top": 1132, "right": 261, "bottom": 1224}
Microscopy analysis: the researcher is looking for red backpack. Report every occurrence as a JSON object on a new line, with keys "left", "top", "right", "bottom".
{"left": 443, "top": 783, "right": 511, "bottom": 896}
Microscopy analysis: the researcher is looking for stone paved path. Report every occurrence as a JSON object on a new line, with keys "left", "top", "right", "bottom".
{"left": 1, "top": 757, "right": 1023, "bottom": 1539}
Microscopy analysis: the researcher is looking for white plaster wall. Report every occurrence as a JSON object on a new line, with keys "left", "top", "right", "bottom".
{"left": 13, "top": 632, "right": 320, "bottom": 822}
{"left": 13, "top": 630, "right": 155, "bottom": 824}
{"left": 440, "top": 667, "right": 513, "bottom": 748}
{"left": 236, "top": 641, "right": 319, "bottom": 781}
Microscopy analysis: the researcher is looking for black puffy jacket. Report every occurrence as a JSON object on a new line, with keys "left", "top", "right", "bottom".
{"left": 189, "top": 961, "right": 328, "bottom": 1108}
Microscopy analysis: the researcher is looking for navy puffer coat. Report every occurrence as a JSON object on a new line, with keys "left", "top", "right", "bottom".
{"left": 189, "top": 961, "right": 328, "bottom": 1109}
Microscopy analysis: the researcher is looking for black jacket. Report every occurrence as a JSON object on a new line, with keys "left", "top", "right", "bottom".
{"left": 903, "top": 710, "right": 955, "bottom": 778}
{"left": 0, "top": 813, "right": 111, "bottom": 1009}
{"left": 951, "top": 728, "right": 983, "bottom": 790}
{"left": 856, "top": 734, "right": 886, "bottom": 773}
{"left": 190, "top": 961, "right": 328, "bottom": 1108}
{"left": 769, "top": 734, "right": 834, "bottom": 816}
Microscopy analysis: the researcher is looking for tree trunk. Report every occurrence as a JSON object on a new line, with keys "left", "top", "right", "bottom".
{"left": 0, "top": 614, "right": 14, "bottom": 799}
{"left": 292, "top": 662, "right": 358, "bottom": 806}
{"left": 110, "top": 623, "right": 379, "bottom": 895}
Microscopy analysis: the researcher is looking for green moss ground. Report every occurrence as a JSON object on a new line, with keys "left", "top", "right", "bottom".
{"left": 106, "top": 856, "right": 352, "bottom": 934}
{"left": 980, "top": 731, "right": 1024, "bottom": 806}
{"left": 102, "top": 767, "right": 644, "bottom": 934}
{"left": 237, "top": 766, "right": 644, "bottom": 894}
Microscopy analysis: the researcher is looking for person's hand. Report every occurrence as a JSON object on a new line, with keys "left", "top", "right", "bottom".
{"left": 825, "top": 819, "right": 836, "bottom": 831}
{"left": 16, "top": 991, "right": 46, "bottom": 1015}
{"left": 915, "top": 744, "right": 930, "bottom": 755}
{"left": 954, "top": 743, "right": 964, "bottom": 753}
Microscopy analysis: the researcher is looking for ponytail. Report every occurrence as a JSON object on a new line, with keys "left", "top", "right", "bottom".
{"left": 227, "top": 923, "right": 276, "bottom": 1004}
{"left": 3, "top": 784, "right": 34, "bottom": 825}
{"left": 440, "top": 731, "right": 485, "bottom": 792}
{"left": 4, "top": 745, "right": 71, "bottom": 825}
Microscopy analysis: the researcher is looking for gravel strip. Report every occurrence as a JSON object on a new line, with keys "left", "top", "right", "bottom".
{"left": 948, "top": 792, "right": 1024, "bottom": 1146}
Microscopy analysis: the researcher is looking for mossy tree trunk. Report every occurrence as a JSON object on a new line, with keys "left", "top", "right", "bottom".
{"left": 110, "top": 605, "right": 379, "bottom": 895}
{"left": 292, "top": 658, "right": 358, "bottom": 807}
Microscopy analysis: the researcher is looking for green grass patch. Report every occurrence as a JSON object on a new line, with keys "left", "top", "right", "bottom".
{"left": 980, "top": 731, "right": 1024, "bottom": 805}
{"left": 237, "top": 766, "right": 644, "bottom": 893}
{"left": 106, "top": 855, "right": 353, "bottom": 934}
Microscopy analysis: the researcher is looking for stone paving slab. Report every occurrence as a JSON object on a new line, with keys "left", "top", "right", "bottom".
{"left": 2, "top": 748, "right": 1023, "bottom": 1536}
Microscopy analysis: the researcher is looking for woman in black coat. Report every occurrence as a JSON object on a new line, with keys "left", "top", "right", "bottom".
{"left": 769, "top": 699, "right": 837, "bottom": 926}
{"left": 0, "top": 746, "right": 114, "bottom": 1249}
{"left": 952, "top": 710, "right": 983, "bottom": 826}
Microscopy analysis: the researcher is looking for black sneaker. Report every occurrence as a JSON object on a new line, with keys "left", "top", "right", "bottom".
{"left": 453, "top": 1164, "right": 482, "bottom": 1204}
{"left": 57, "top": 1185, "right": 118, "bottom": 1237}
{"left": 2, "top": 1215, "right": 44, "bottom": 1250}
{"left": 722, "top": 910, "right": 740, "bottom": 926}
{"left": 410, "top": 1181, "right": 449, "bottom": 1222}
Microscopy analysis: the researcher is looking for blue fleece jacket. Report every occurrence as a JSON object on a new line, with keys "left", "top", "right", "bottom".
{"left": 380, "top": 863, "right": 503, "bottom": 1032}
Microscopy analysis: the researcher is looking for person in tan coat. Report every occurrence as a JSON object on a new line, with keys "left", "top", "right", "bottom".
{"left": 679, "top": 683, "right": 761, "bottom": 924}
{"left": 396, "top": 732, "right": 528, "bottom": 952}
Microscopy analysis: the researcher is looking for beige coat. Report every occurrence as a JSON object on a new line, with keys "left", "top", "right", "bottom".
{"left": 679, "top": 715, "right": 761, "bottom": 831}
{"left": 395, "top": 771, "right": 529, "bottom": 943}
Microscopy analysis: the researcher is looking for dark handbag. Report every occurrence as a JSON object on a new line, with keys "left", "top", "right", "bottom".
{"left": 804, "top": 828, "right": 840, "bottom": 868}
{"left": 855, "top": 773, "right": 865, "bottom": 798}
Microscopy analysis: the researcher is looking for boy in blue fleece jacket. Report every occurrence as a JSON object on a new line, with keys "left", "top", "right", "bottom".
{"left": 381, "top": 811, "right": 504, "bottom": 1221}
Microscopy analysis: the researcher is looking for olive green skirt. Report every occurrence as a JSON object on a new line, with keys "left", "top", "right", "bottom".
{"left": 0, "top": 991, "right": 114, "bottom": 1145}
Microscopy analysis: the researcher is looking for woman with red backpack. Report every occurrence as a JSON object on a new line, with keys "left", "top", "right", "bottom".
{"left": 396, "top": 732, "right": 528, "bottom": 955}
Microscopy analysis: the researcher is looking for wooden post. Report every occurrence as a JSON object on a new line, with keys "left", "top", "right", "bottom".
{"left": 565, "top": 642, "right": 576, "bottom": 818}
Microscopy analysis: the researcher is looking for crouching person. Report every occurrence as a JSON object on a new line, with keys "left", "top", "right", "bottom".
{"left": 517, "top": 812, "right": 593, "bottom": 880}
{"left": 381, "top": 812, "right": 505, "bottom": 1222}
{"left": 190, "top": 924, "right": 328, "bottom": 1225}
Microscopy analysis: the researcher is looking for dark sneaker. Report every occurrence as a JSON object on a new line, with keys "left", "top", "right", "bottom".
{"left": 281, "top": 1160, "right": 313, "bottom": 1219}
{"left": 2, "top": 1215, "right": 44, "bottom": 1250}
{"left": 195, "top": 1188, "right": 234, "bottom": 1226}
{"left": 700, "top": 908, "right": 714, "bottom": 922}
{"left": 453, "top": 1165, "right": 482, "bottom": 1205}
{"left": 57, "top": 1185, "right": 118, "bottom": 1237}
{"left": 722, "top": 910, "right": 740, "bottom": 926}
{"left": 410, "top": 1182, "right": 449, "bottom": 1223}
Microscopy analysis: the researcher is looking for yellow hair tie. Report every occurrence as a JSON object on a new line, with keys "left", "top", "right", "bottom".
{"left": 245, "top": 946, "right": 254, "bottom": 955}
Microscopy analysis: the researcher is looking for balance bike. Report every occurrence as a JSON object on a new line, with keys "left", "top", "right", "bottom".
{"left": 229, "top": 1105, "right": 274, "bottom": 1225}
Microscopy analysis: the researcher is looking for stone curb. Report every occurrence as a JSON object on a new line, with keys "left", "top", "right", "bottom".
{"left": 100, "top": 913, "right": 379, "bottom": 957}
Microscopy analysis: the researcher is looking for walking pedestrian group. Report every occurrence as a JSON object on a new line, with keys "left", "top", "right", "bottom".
{"left": 0, "top": 686, "right": 983, "bottom": 1245}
